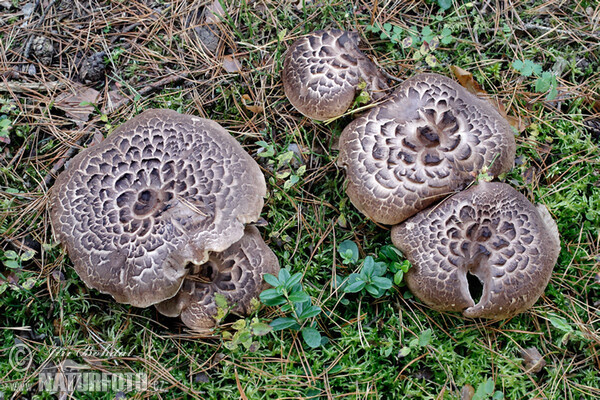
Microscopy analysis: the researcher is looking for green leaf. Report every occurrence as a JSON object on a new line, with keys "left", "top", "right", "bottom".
{"left": 278, "top": 268, "right": 291, "bottom": 283}
{"left": 301, "top": 327, "right": 322, "bottom": 348}
{"left": 4, "top": 260, "right": 20, "bottom": 269}
{"left": 441, "top": 34, "right": 453, "bottom": 45}
{"left": 260, "top": 289, "right": 286, "bottom": 306}
{"left": 232, "top": 319, "right": 246, "bottom": 331}
{"left": 344, "top": 280, "right": 366, "bottom": 293}
{"left": 418, "top": 329, "right": 432, "bottom": 346}
{"left": 548, "top": 314, "right": 573, "bottom": 333}
{"left": 400, "top": 260, "right": 411, "bottom": 273}
{"left": 535, "top": 71, "right": 554, "bottom": 93}
{"left": 378, "top": 245, "right": 402, "bottom": 263}
{"left": 338, "top": 240, "right": 359, "bottom": 264}
{"left": 421, "top": 26, "right": 434, "bottom": 42}
{"left": 20, "top": 250, "right": 35, "bottom": 262}
{"left": 4, "top": 250, "right": 18, "bottom": 259}
{"left": 277, "top": 29, "right": 287, "bottom": 42}
{"left": 298, "top": 305, "right": 321, "bottom": 320}
{"left": 371, "top": 276, "right": 393, "bottom": 290}
{"left": 546, "top": 85, "right": 558, "bottom": 101}
{"left": 214, "top": 293, "right": 228, "bottom": 309}
{"left": 288, "top": 291, "right": 310, "bottom": 303}
{"left": 372, "top": 261, "right": 387, "bottom": 277}
{"left": 511, "top": 60, "right": 524, "bottom": 73}
{"left": 263, "top": 273, "right": 280, "bottom": 287}
{"left": 362, "top": 256, "right": 375, "bottom": 277}
{"left": 394, "top": 270, "right": 404, "bottom": 285}
{"left": 270, "top": 317, "right": 298, "bottom": 331}
{"left": 383, "top": 23, "right": 392, "bottom": 32}
{"left": 365, "top": 284, "right": 381, "bottom": 297}
{"left": 398, "top": 347, "right": 411, "bottom": 357}
{"left": 21, "top": 278, "right": 36, "bottom": 290}
{"left": 436, "top": 0, "right": 452, "bottom": 10}
{"left": 285, "top": 272, "right": 303, "bottom": 290}
{"left": 0, "top": 282, "right": 7, "bottom": 295}
{"left": 250, "top": 322, "right": 273, "bottom": 336}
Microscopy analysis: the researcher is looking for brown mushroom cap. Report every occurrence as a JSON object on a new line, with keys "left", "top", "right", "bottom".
{"left": 338, "top": 73, "right": 516, "bottom": 225}
{"left": 391, "top": 181, "right": 560, "bottom": 319}
{"left": 282, "top": 29, "right": 389, "bottom": 120}
{"left": 50, "top": 109, "right": 266, "bottom": 308}
{"left": 155, "top": 225, "right": 279, "bottom": 331}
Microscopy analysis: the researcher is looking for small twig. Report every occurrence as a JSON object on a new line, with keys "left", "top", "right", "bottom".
{"left": 0, "top": 80, "right": 66, "bottom": 93}
{"left": 520, "top": 23, "right": 600, "bottom": 41}
{"left": 106, "top": 72, "right": 190, "bottom": 112}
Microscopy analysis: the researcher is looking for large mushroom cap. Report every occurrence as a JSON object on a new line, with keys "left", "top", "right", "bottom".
{"left": 339, "top": 73, "right": 516, "bottom": 225}
{"left": 155, "top": 225, "right": 280, "bottom": 331}
{"left": 50, "top": 109, "right": 266, "bottom": 308}
{"left": 282, "top": 29, "right": 389, "bottom": 120}
{"left": 391, "top": 181, "right": 560, "bottom": 319}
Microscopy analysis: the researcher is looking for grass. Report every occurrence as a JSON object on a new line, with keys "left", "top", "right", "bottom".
{"left": 1, "top": 0, "right": 599, "bottom": 399}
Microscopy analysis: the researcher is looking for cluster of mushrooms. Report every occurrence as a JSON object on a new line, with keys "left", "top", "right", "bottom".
{"left": 282, "top": 29, "right": 560, "bottom": 319}
{"left": 50, "top": 109, "right": 279, "bottom": 332}
{"left": 50, "top": 28, "right": 561, "bottom": 331}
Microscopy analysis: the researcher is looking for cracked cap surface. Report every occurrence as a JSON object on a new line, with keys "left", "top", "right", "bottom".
{"left": 391, "top": 181, "right": 560, "bottom": 319}
{"left": 50, "top": 109, "right": 266, "bottom": 308}
{"left": 282, "top": 29, "right": 388, "bottom": 120}
{"left": 339, "top": 73, "right": 516, "bottom": 225}
{"left": 155, "top": 225, "right": 280, "bottom": 332}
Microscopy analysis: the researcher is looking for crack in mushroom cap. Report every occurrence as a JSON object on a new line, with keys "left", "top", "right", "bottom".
{"left": 338, "top": 73, "right": 516, "bottom": 225}
{"left": 50, "top": 109, "right": 267, "bottom": 308}
{"left": 282, "top": 29, "right": 389, "bottom": 120}
{"left": 155, "top": 225, "right": 280, "bottom": 331}
{"left": 391, "top": 181, "right": 560, "bottom": 319}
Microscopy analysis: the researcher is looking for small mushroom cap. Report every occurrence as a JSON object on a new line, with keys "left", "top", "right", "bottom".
{"left": 282, "top": 29, "right": 389, "bottom": 120}
{"left": 50, "top": 109, "right": 266, "bottom": 308}
{"left": 339, "top": 73, "right": 516, "bottom": 225}
{"left": 155, "top": 225, "right": 280, "bottom": 331}
{"left": 391, "top": 181, "right": 560, "bottom": 319}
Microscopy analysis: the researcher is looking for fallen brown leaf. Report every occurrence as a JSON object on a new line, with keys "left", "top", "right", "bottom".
{"left": 241, "top": 94, "right": 263, "bottom": 113}
{"left": 205, "top": 0, "right": 225, "bottom": 23}
{"left": 451, "top": 65, "right": 530, "bottom": 132}
{"left": 450, "top": 65, "right": 485, "bottom": 96}
{"left": 55, "top": 83, "right": 100, "bottom": 123}
{"left": 520, "top": 347, "right": 546, "bottom": 373}
{"left": 222, "top": 55, "right": 242, "bottom": 73}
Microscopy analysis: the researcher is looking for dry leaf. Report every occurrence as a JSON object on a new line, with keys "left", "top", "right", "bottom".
{"left": 205, "top": 0, "right": 225, "bottom": 23}
{"left": 460, "top": 384, "right": 475, "bottom": 400}
{"left": 222, "top": 55, "right": 242, "bottom": 73}
{"left": 451, "top": 65, "right": 530, "bottom": 132}
{"left": 520, "top": 347, "right": 546, "bottom": 373}
{"left": 55, "top": 83, "right": 100, "bottom": 123}
{"left": 241, "top": 94, "right": 263, "bottom": 113}
{"left": 450, "top": 65, "right": 485, "bottom": 96}
{"left": 103, "top": 89, "right": 128, "bottom": 114}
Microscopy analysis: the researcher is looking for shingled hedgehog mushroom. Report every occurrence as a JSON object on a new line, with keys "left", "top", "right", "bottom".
{"left": 338, "top": 73, "right": 516, "bottom": 225}
{"left": 391, "top": 181, "right": 560, "bottom": 319}
{"left": 50, "top": 109, "right": 267, "bottom": 308}
{"left": 156, "top": 226, "right": 279, "bottom": 331}
{"left": 282, "top": 29, "right": 389, "bottom": 120}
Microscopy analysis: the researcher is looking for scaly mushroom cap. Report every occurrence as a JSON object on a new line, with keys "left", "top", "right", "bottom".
{"left": 339, "top": 73, "right": 516, "bottom": 225}
{"left": 155, "top": 225, "right": 280, "bottom": 331}
{"left": 391, "top": 181, "right": 560, "bottom": 319}
{"left": 282, "top": 29, "right": 389, "bottom": 120}
{"left": 50, "top": 109, "right": 266, "bottom": 308}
